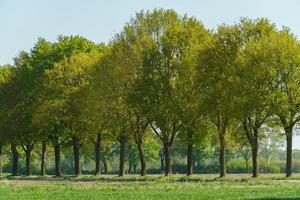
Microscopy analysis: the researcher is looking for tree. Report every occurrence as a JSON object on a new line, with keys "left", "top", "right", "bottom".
{"left": 39, "top": 51, "right": 101, "bottom": 176}
{"left": 235, "top": 18, "right": 276, "bottom": 177}
{"left": 0, "top": 65, "right": 16, "bottom": 175}
{"left": 243, "top": 29, "right": 300, "bottom": 177}
{"left": 197, "top": 24, "right": 240, "bottom": 177}
{"left": 91, "top": 46, "right": 133, "bottom": 177}
{"left": 125, "top": 9, "right": 210, "bottom": 176}
{"left": 98, "top": 15, "right": 152, "bottom": 176}
{"left": 79, "top": 83, "right": 110, "bottom": 175}
{"left": 34, "top": 35, "right": 102, "bottom": 176}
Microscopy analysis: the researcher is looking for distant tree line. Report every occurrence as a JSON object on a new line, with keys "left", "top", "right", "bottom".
{"left": 0, "top": 9, "right": 299, "bottom": 178}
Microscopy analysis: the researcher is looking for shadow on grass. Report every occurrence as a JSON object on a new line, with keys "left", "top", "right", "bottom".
{"left": 3, "top": 175, "right": 162, "bottom": 182}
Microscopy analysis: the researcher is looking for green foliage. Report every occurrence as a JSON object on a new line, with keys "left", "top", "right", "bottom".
{"left": 1, "top": 9, "right": 300, "bottom": 178}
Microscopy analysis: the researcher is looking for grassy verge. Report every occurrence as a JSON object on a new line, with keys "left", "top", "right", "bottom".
{"left": 1, "top": 174, "right": 300, "bottom": 199}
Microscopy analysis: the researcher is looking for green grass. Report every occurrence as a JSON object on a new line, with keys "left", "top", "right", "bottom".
{"left": 1, "top": 174, "right": 300, "bottom": 199}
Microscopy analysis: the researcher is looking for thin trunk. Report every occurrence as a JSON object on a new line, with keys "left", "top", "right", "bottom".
{"left": 102, "top": 155, "right": 108, "bottom": 174}
{"left": 219, "top": 133, "right": 226, "bottom": 177}
{"left": 136, "top": 141, "right": 147, "bottom": 176}
{"left": 53, "top": 138, "right": 61, "bottom": 176}
{"left": 25, "top": 149, "right": 31, "bottom": 176}
{"left": 23, "top": 144, "right": 34, "bottom": 176}
{"left": 119, "top": 141, "right": 126, "bottom": 176}
{"left": 41, "top": 142, "right": 47, "bottom": 176}
{"left": 163, "top": 143, "right": 171, "bottom": 176}
{"left": 250, "top": 129, "right": 258, "bottom": 178}
{"left": 251, "top": 146, "right": 258, "bottom": 177}
{"left": 72, "top": 137, "right": 81, "bottom": 176}
{"left": 187, "top": 142, "right": 193, "bottom": 176}
{"left": 217, "top": 117, "right": 227, "bottom": 178}
{"left": 11, "top": 143, "right": 19, "bottom": 176}
{"left": 251, "top": 130, "right": 258, "bottom": 178}
{"left": 94, "top": 133, "right": 101, "bottom": 175}
{"left": 286, "top": 126, "right": 293, "bottom": 177}
{"left": 0, "top": 145, "right": 2, "bottom": 175}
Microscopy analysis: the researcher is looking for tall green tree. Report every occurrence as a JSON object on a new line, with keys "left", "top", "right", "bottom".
{"left": 248, "top": 29, "right": 300, "bottom": 177}
{"left": 38, "top": 51, "right": 101, "bottom": 176}
{"left": 126, "top": 9, "right": 210, "bottom": 176}
{"left": 235, "top": 18, "right": 276, "bottom": 177}
{"left": 34, "top": 35, "right": 101, "bottom": 176}
{"left": 0, "top": 65, "right": 16, "bottom": 175}
{"left": 197, "top": 24, "right": 241, "bottom": 177}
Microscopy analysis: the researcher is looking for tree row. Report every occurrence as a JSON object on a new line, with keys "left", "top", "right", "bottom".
{"left": 0, "top": 9, "right": 299, "bottom": 178}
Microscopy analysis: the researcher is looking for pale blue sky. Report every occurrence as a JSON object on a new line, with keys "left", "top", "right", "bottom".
{"left": 1, "top": 0, "right": 300, "bottom": 148}
{"left": 1, "top": 0, "right": 300, "bottom": 65}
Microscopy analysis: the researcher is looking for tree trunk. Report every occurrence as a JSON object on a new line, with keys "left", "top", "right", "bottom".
{"left": 163, "top": 143, "right": 171, "bottom": 176}
{"left": 41, "top": 142, "right": 47, "bottom": 176}
{"left": 250, "top": 128, "right": 259, "bottom": 178}
{"left": 72, "top": 137, "right": 81, "bottom": 176}
{"left": 102, "top": 155, "right": 108, "bottom": 174}
{"left": 136, "top": 141, "right": 147, "bottom": 176}
{"left": 23, "top": 144, "right": 34, "bottom": 176}
{"left": 25, "top": 149, "right": 32, "bottom": 176}
{"left": 251, "top": 130, "right": 258, "bottom": 177}
{"left": 119, "top": 141, "right": 126, "bottom": 176}
{"left": 94, "top": 133, "right": 101, "bottom": 175}
{"left": 187, "top": 142, "right": 193, "bottom": 176}
{"left": 0, "top": 144, "right": 2, "bottom": 175}
{"left": 251, "top": 145, "right": 258, "bottom": 178}
{"left": 286, "top": 127, "right": 293, "bottom": 177}
{"left": 11, "top": 143, "right": 19, "bottom": 176}
{"left": 219, "top": 133, "right": 226, "bottom": 177}
{"left": 53, "top": 138, "right": 61, "bottom": 176}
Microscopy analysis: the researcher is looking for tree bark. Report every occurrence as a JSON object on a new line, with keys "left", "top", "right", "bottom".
{"left": 53, "top": 138, "right": 61, "bottom": 176}
{"left": 23, "top": 144, "right": 34, "bottom": 176}
{"left": 94, "top": 133, "right": 101, "bottom": 175}
{"left": 72, "top": 136, "right": 81, "bottom": 176}
{"left": 251, "top": 131, "right": 258, "bottom": 178}
{"left": 11, "top": 143, "right": 19, "bottom": 176}
{"left": 119, "top": 141, "right": 126, "bottom": 176}
{"left": 286, "top": 127, "right": 293, "bottom": 177}
{"left": 187, "top": 142, "right": 193, "bottom": 176}
{"left": 25, "top": 149, "right": 32, "bottom": 176}
{"left": 41, "top": 142, "right": 47, "bottom": 176}
{"left": 163, "top": 143, "right": 171, "bottom": 176}
{"left": 101, "top": 155, "right": 108, "bottom": 174}
{"left": 0, "top": 144, "right": 2, "bottom": 175}
{"left": 219, "top": 133, "right": 226, "bottom": 177}
{"left": 216, "top": 117, "right": 227, "bottom": 178}
{"left": 136, "top": 140, "right": 147, "bottom": 176}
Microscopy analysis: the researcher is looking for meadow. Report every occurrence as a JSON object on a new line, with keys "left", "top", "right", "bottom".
{"left": 1, "top": 174, "right": 300, "bottom": 200}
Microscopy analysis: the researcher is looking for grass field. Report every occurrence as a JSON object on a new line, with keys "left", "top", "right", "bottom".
{"left": 1, "top": 174, "right": 300, "bottom": 199}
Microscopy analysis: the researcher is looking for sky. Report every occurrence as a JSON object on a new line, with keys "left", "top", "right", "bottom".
{"left": 1, "top": 0, "right": 300, "bottom": 148}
